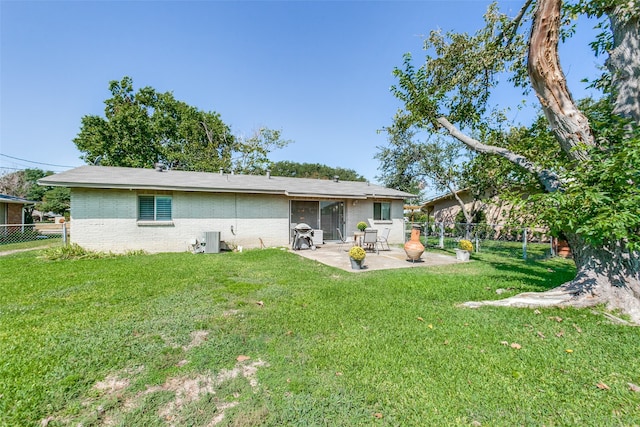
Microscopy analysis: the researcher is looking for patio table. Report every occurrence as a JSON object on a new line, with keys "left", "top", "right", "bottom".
{"left": 353, "top": 231, "right": 364, "bottom": 247}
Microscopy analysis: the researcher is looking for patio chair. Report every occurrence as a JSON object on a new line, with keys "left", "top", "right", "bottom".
{"left": 336, "top": 228, "right": 353, "bottom": 251}
{"left": 377, "top": 227, "right": 391, "bottom": 251}
{"left": 362, "top": 229, "right": 380, "bottom": 254}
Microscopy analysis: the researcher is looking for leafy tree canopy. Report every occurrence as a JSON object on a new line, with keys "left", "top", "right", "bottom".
{"left": 388, "top": 0, "right": 639, "bottom": 249}
{"left": 269, "top": 161, "right": 366, "bottom": 182}
{"left": 0, "top": 169, "right": 53, "bottom": 201}
{"left": 74, "top": 77, "right": 291, "bottom": 174}
{"left": 38, "top": 186, "right": 71, "bottom": 216}
{"left": 0, "top": 168, "right": 70, "bottom": 217}
{"left": 385, "top": 0, "right": 640, "bottom": 320}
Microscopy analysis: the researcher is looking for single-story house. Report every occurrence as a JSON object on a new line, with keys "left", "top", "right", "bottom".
{"left": 38, "top": 166, "right": 415, "bottom": 253}
{"left": 422, "top": 189, "right": 553, "bottom": 243}
{"left": 0, "top": 194, "right": 34, "bottom": 227}
{"left": 422, "top": 189, "right": 509, "bottom": 225}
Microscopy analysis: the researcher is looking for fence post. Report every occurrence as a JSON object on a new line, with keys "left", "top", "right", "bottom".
{"left": 475, "top": 235, "right": 480, "bottom": 253}
{"left": 522, "top": 228, "right": 528, "bottom": 260}
{"left": 62, "top": 222, "right": 68, "bottom": 246}
{"left": 439, "top": 222, "right": 444, "bottom": 249}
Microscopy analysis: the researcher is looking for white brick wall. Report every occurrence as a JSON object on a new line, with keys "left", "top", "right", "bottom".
{"left": 70, "top": 189, "right": 290, "bottom": 253}
{"left": 345, "top": 199, "right": 406, "bottom": 244}
{"left": 69, "top": 189, "right": 407, "bottom": 253}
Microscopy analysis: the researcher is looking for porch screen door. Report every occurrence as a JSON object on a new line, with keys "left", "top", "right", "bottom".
{"left": 320, "top": 201, "right": 344, "bottom": 241}
{"left": 290, "top": 201, "right": 319, "bottom": 240}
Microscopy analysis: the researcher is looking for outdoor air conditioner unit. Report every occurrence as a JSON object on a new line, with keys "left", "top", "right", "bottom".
{"left": 204, "top": 231, "right": 221, "bottom": 254}
{"left": 312, "top": 229, "right": 323, "bottom": 246}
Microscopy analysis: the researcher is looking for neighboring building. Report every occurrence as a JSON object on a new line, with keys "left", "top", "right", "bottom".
{"left": 422, "top": 189, "right": 552, "bottom": 243}
{"left": 39, "top": 166, "right": 414, "bottom": 253}
{"left": 0, "top": 194, "right": 34, "bottom": 226}
{"left": 422, "top": 189, "right": 509, "bottom": 225}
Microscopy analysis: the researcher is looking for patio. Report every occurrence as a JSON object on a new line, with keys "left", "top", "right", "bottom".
{"left": 291, "top": 243, "right": 461, "bottom": 272}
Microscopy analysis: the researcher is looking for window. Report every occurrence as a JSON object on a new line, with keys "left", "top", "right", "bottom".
{"left": 138, "top": 195, "right": 172, "bottom": 221}
{"left": 373, "top": 202, "right": 391, "bottom": 221}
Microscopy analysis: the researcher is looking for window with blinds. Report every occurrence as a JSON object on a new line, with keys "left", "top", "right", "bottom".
{"left": 138, "top": 195, "right": 172, "bottom": 221}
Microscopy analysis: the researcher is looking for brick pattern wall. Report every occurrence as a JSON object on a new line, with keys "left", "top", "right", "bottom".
{"left": 71, "top": 189, "right": 290, "bottom": 253}
{"left": 7, "top": 204, "right": 24, "bottom": 224}
{"left": 70, "top": 189, "right": 408, "bottom": 253}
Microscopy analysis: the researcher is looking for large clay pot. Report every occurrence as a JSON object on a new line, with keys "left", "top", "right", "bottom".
{"left": 556, "top": 240, "right": 572, "bottom": 258}
{"left": 404, "top": 225, "right": 425, "bottom": 261}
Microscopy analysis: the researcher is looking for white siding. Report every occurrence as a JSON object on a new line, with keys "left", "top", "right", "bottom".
{"left": 346, "top": 199, "right": 405, "bottom": 245}
{"left": 69, "top": 189, "right": 408, "bottom": 253}
{"left": 70, "top": 189, "right": 289, "bottom": 253}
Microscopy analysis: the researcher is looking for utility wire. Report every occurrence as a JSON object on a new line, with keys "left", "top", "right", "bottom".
{"left": 0, "top": 153, "right": 77, "bottom": 168}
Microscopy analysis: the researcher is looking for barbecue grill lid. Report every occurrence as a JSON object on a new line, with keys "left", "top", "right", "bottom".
{"left": 294, "top": 223, "right": 313, "bottom": 231}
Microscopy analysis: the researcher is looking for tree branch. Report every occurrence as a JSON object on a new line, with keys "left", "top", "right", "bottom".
{"left": 527, "top": 0, "right": 595, "bottom": 161}
{"left": 437, "top": 117, "right": 563, "bottom": 193}
{"left": 499, "top": 0, "right": 534, "bottom": 46}
{"left": 447, "top": 181, "right": 472, "bottom": 224}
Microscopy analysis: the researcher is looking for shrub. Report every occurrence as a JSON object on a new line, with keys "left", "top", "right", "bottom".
{"left": 42, "top": 244, "right": 112, "bottom": 260}
{"left": 348, "top": 246, "right": 366, "bottom": 261}
{"left": 458, "top": 239, "right": 473, "bottom": 251}
{"left": 356, "top": 221, "right": 368, "bottom": 232}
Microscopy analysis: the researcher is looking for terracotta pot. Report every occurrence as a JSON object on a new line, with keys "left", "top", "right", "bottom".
{"left": 404, "top": 225, "right": 425, "bottom": 261}
{"left": 556, "top": 240, "right": 572, "bottom": 258}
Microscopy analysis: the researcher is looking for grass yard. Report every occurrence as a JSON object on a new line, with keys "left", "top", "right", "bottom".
{"left": 0, "top": 238, "right": 61, "bottom": 252}
{"left": 1, "top": 247, "right": 639, "bottom": 426}
{"left": 424, "top": 236, "right": 553, "bottom": 260}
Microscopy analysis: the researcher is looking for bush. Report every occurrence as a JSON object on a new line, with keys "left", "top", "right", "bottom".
{"left": 42, "top": 244, "right": 110, "bottom": 260}
{"left": 356, "top": 221, "right": 368, "bottom": 232}
{"left": 348, "top": 246, "right": 366, "bottom": 261}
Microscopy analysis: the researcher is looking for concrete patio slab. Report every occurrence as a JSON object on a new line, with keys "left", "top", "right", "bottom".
{"left": 290, "top": 244, "right": 461, "bottom": 272}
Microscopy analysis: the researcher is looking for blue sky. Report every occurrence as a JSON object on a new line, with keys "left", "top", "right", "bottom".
{"left": 1, "top": 0, "right": 603, "bottom": 189}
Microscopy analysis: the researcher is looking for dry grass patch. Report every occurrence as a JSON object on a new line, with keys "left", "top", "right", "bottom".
{"left": 43, "top": 359, "right": 268, "bottom": 426}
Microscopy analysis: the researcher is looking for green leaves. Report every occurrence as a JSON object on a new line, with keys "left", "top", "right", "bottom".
{"left": 74, "top": 77, "right": 290, "bottom": 174}
{"left": 529, "top": 128, "right": 640, "bottom": 249}
{"left": 269, "top": 161, "right": 365, "bottom": 181}
{"left": 391, "top": 2, "right": 529, "bottom": 132}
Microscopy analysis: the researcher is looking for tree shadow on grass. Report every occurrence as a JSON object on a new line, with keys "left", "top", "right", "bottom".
{"left": 471, "top": 254, "right": 576, "bottom": 294}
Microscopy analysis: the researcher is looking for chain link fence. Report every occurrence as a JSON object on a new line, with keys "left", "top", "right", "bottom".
{"left": 0, "top": 223, "right": 69, "bottom": 251}
{"left": 406, "top": 221, "right": 561, "bottom": 261}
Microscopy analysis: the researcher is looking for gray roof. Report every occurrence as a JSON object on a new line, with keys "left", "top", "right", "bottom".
{"left": 0, "top": 194, "right": 36, "bottom": 205}
{"left": 38, "top": 166, "right": 415, "bottom": 200}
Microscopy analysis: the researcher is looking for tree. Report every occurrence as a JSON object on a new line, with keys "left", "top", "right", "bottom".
{"left": 38, "top": 187, "right": 70, "bottom": 216}
{"left": 74, "top": 77, "right": 290, "bottom": 173}
{"left": 233, "top": 129, "right": 292, "bottom": 175}
{"left": 377, "top": 124, "right": 478, "bottom": 234}
{"left": 0, "top": 168, "right": 52, "bottom": 200}
{"left": 0, "top": 168, "right": 68, "bottom": 221}
{"left": 390, "top": 0, "right": 640, "bottom": 322}
{"left": 375, "top": 126, "right": 429, "bottom": 202}
{"left": 269, "top": 161, "right": 366, "bottom": 181}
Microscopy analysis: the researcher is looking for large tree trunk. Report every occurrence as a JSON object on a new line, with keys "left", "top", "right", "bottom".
{"left": 563, "top": 235, "right": 640, "bottom": 321}
{"left": 527, "top": 0, "right": 595, "bottom": 160}
{"left": 525, "top": 0, "right": 640, "bottom": 322}
{"left": 464, "top": 238, "right": 640, "bottom": 324}
{"left": 607, "top": 7, "right": 640, "bottom": 123}
{"left": 462, "top": 0, "right": 640, "bottom": 324}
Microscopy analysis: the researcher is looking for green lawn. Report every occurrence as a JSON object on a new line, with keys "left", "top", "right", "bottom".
{"left": 0, "top": 238, "right": 61, "bottom": 252}
{"left": 1, "top": 248, "right": 639, "bottom": 426}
